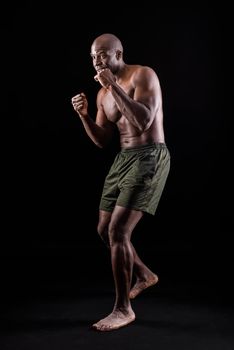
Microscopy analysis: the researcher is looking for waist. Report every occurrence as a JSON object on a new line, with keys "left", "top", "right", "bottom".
{"left": 120, "top": 142, "right": 167, "bottom": 153}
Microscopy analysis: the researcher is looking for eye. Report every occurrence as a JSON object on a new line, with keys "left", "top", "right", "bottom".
{"left": 90, "top": 52, "right": 107, "bottom": 61}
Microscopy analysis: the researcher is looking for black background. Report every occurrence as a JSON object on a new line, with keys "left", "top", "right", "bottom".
{"left": 2, "top": 6, "right": 232, "bottom": 304}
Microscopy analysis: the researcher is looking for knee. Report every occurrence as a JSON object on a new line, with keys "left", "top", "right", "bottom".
{"left": 108, "top": 223, "right": 130, "bottom": 246}
{"left": 97, "top": 222, "right": 108, "bottom": 241}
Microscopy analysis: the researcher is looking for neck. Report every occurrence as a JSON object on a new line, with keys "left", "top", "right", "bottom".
{"left": 115, "top": 63, "right": 127, "bottom": 81}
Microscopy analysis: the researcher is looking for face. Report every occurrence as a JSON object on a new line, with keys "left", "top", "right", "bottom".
{"left": 90, "top": 44, "right": 120, "bottom": 74}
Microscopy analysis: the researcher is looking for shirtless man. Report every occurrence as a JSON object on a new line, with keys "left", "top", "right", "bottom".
{"left": 71, "top": 33, "right": 170, "bottom": 331}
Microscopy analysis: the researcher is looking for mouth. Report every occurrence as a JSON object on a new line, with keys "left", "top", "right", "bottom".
{"left": 96, "top": 66, "right": 107, "bottom": 72}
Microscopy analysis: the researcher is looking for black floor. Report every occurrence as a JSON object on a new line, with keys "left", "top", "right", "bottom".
{"left": 1, "top": 291, "right": 234, "bottom": 350}
{"left": 1, "top": 236, "right": 234, "bottom": 349}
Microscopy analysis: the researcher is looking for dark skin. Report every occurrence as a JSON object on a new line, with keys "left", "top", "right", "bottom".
{"left": 71, "top": 33, "right": 164, "bottom": 331}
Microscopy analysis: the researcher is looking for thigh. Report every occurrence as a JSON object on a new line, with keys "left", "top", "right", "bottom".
{"left": 99, "top": 157, "right": 121, "bottom": 213}
{"left": 117, "top": 145, "right": 170, "bottom": 215}
{"left": 109, "top": 206, "right": 144, "bottom": 240}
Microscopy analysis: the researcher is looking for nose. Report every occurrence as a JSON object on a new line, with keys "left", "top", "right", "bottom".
{"left": 94, "top": 55, "right": 102, "bottom": 65}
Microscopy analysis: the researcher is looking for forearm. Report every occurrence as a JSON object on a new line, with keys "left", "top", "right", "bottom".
{"left": 80, "top": 114, "right": 109, "bottom": 148}
{"left": 109, "top": 84, "right": 151, "bottom": 132}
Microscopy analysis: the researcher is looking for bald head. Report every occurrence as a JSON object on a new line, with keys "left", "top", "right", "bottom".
{"left": 90, "top": 33, "right": 124, "bottom": 74}
{"left": 91, "top": 33, "right": 123, "bottom": 53}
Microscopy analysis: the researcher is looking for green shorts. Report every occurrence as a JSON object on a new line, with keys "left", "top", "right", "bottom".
{"left": 99, "top": 143, "right": 170, "bottom": 215}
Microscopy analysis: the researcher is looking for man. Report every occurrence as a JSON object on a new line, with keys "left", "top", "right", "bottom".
{"left": 71, "top": 33, "right": 170, "bottom": 331}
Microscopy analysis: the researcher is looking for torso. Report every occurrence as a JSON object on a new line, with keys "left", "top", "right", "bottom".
{"left": 101, "top": 65, "right": 165, "bottom": 148}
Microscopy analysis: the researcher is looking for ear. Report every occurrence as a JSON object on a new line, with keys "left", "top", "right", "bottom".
{"left": 116, "top": 50, "right": 122, "bottom": 60}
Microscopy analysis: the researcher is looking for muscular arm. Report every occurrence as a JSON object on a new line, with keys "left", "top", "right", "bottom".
{"left": 109, "top": 67, "right": 159, "bottom": 132}
{"left": 79, "top": 89, "right": 114, "bottom": 148}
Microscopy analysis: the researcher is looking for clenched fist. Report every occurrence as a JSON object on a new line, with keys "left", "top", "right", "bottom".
{"left": 71, "top": 92, "right": 88, "bottom": 118}
{"left": 94, "top": 68, "right": 116, "bottom": 89}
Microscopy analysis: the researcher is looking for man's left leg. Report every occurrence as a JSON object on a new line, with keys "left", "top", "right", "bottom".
{"left": 92, "top": 206, "right": 142, "bottom": 331}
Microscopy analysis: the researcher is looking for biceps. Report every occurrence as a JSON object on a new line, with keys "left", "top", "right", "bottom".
{"left": 96, "top": 109, "right": 114, "bottom": 135}
{"left": 133, "top": 86, "right": 158, "bottom": 112}
{"left": 96, "top": 107, "right": 108, "bottom": 126}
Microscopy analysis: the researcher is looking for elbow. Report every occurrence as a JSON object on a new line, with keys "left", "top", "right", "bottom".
{"left": 95, "top": 139, "right": 110, "bottom": 149}
{"left": 138, "top": 117, "right": 151, "bottom": 133}
{"left": 137, "top": 108, "right": 153, "bottom": 132}
{"left": 96, "top": 143, "right": 104, "bottom": 149}
{"left": 95, "top": 142, "right": 105, "bottom": 149}
{"left": 137, "top": 125, "right": 145, "bottom": 133}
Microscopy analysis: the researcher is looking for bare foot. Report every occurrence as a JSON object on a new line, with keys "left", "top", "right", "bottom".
{"left": 129, "top": 273, "right": 159, "bottom": 299}
{"left": 92, "top": 309, "right": 135, "bottom": 331}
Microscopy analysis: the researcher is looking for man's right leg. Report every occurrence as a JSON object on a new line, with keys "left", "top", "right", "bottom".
{"left": 97, "top": 210, "right": 158, "bottom": 299}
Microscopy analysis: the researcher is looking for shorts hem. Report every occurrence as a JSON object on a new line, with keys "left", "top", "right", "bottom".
{"left": 116, "top": 201, "right": 156, "bottom": 216}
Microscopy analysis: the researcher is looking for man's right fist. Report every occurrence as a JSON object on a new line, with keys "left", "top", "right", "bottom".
{"left": 71, "top": 92, "right": 88, "bottom": 117}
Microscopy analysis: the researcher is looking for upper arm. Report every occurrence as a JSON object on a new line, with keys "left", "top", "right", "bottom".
{"left": 96, "top": 88, "right": 115, "bottom": 137}
{"left": 132, "top": 66, "right": 161, "bottom": 114}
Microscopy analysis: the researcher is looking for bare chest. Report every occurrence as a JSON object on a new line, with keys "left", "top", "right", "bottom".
{"left": 102, "top": 82, "right": 134, "bottom": 123}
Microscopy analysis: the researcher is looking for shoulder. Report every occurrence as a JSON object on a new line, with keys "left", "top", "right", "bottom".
{"left": 134, "top": 65, "right": 158, "bottom": 80}
{"left": 131, "top": 65, "right": 159, "bottom": 87}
